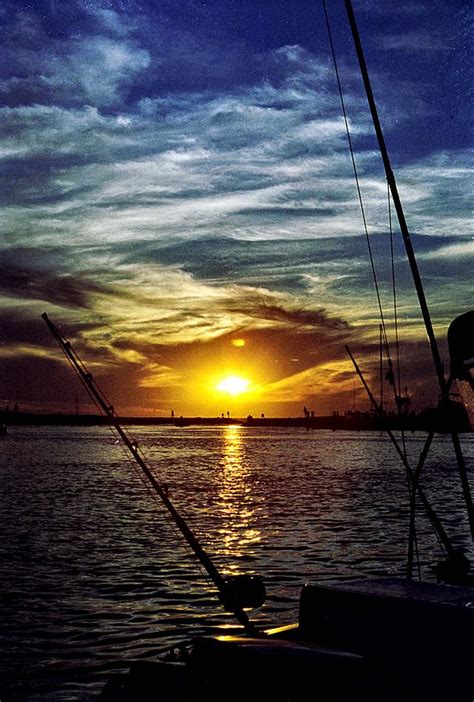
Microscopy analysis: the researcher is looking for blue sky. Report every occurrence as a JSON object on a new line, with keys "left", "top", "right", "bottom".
{"left": 0, "top": 0, "right": 472, "bottom": 416}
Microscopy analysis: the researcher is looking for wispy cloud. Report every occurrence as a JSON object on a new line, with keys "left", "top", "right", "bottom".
{"left": 2, "top": 84, "right": 470, "bottom": 251}
{"left": 377, "top": 32, "right": 447, "bottom": 53}
{"left": 420, "top": 240, "right": 474, "bottom": 260}
{"left": 0, "top": 5, "right": 149, "bottom": 108}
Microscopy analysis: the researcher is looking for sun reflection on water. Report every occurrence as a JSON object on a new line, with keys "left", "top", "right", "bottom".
{"left": 215, "top": 426, "right": 262, "bottom": 574}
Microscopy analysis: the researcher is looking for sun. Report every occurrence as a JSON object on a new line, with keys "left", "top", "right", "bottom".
{"left": 216, "top": 375, "right": 249, "bottom": 396}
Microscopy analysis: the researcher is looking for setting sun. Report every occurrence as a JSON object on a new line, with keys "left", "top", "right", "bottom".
{"left": 216, "top": 375, "right": 249, "bottom": 396}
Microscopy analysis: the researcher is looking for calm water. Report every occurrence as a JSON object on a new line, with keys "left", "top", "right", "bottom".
{"left": 1, "top": 425, "right": 473, "bottom": 700}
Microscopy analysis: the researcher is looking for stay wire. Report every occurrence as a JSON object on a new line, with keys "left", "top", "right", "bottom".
{"left": 387, "top": 183, "right": 420, "bottom": 575}
{"left": 388, "top": 185, "right": 407, "bottom": 449}
{"left": 388, "top": 185, "right": 403, "bottom": 405}
{"left": 322, "top": 2, "right": 425, "bottom": 569}
{"left": 322, "top": 0, "right": 393, "bottom": 370}
{"left": 346, "top": 345, "right": 454, "bottom": 558}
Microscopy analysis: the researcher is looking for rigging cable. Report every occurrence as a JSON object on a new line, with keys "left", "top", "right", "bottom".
{"left": 323, "top": 2, "right": 424, "bottom": 576}
{"left": 388, "top": 185, "right": 403, "bottom": 406}
{"left": 343, "top": 0, "right": 474, "bottom": 540}
{"left": 388, "top": 182, "right": 421, "bottom": 578}
{"left": 322, "top": 0, "right": 394, "bottom": 377}
{"left": 346, "top": 345, "right": 455, "bottom": 558}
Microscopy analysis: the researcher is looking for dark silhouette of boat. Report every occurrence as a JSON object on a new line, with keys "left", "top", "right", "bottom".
{"left": 100, "top": 578, "right": 474, "bottom": 701}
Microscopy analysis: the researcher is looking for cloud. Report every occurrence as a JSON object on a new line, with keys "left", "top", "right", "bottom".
{"left": 419, "top": 240, "right": 474, "bottom": 260}
{"left": 377, "top": 32, "right": 447, "bottom": 53}
{"left": 262, "top": 361, "right": 351, "bottom": 403}
{"left": 0, "top": 309, "right": 54, "bottom": 349}
{"left": 396, "top": 151, "right": 474, "bottom": 237}
{"left": 222, "top": 290, "right": 350, "bottom": 332}
{"left": 0, "top": 264, "right": 106, "bottom": 308}
{"left": 1, "top": 22, "right": 470, "bottom": 250}
{"left": 0, "top": 5, "right": 150, "bottom": 109}
{"left": 364, "top": 3, "right": 428, "bottom": 16}
{"left": 53, "top": 36, "right": 150, "bottom": 107}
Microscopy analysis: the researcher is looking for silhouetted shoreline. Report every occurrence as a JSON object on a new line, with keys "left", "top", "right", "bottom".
{"left": 1, "top": 406, "right": 471, "bottom": 433}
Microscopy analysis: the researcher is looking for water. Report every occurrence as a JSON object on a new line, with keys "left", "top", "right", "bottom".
{"left": 1, "top": 425, "right": 473, "bottom": 701}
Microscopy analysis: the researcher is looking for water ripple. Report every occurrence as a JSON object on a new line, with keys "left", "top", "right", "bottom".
{"left": 0, "top": 426, "right": 472, "bottom": 700}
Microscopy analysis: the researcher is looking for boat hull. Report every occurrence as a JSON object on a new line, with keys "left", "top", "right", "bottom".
{"left": 100, "top": 578, "right": 474, "bottom": 700}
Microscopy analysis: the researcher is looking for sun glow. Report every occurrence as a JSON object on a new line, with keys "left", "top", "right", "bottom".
{"left": 216, "top": 375, "right": 249, "bottom": 396}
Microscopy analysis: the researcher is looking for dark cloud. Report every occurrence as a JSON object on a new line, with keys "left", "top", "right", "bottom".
{"left": 0, "top": 264, "right": 111, "bottom": 308}
{"left": 223, "top": 295, "right": 350, "bottom": 332}
{"left": 0, "top": 310, "right": 54, "bottom": 348}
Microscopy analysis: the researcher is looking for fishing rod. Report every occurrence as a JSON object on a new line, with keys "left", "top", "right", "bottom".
{"left": 343, "top": 0, "right": 474, "bottom": 539}
{"left": 42, "top": 312, "right": 263, "bottom": 635}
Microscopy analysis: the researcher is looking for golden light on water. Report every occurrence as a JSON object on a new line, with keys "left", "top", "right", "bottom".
{"left": 216, "top": 425, "right": 262, "bottom": 573}
{"left": 216, "top": 375, "right": 249, "bottom": 396}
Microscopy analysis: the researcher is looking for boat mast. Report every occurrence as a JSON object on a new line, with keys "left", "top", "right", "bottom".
{"left": 343, "top": 0, "right": 474, "bottom": 539}
{"left": 42, "top": 312, "right": 258, "bottom": 635}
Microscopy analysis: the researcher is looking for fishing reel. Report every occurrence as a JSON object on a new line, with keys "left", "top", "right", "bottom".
{"left": 220, "top": 575, "right": 266, "bottom": 611}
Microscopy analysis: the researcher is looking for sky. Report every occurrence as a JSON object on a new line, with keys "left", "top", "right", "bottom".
{"left": 0, "top": 0, "right": 472, "bottom": 417}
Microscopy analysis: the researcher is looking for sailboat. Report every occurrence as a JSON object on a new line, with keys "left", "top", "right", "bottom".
{"left": 42, "top": 1, "right": 473, "bottom": 700}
